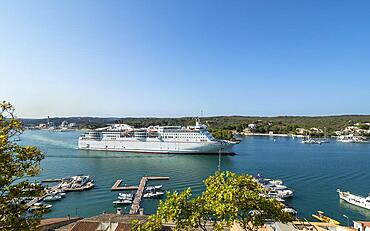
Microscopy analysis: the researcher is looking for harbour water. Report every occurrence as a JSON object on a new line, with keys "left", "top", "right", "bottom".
{"left": 20, "top": 130, "right": 370, "bottom": 224}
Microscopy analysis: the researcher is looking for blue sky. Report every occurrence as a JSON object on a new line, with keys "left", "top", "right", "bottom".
{"left": 1, "top": 1, "right": 370, "bottom": 118}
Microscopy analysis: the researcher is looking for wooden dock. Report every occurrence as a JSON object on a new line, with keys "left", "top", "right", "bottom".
{"left": 111, "top": 180, "right": 139, "bottom": 191}
{"left": 129, "top": 176, "right": 170, "bottom": 214}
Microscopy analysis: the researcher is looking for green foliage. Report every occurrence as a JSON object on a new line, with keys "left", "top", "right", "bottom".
{"left": 22, "top": 115, "right": 370, "bottom": 136}
{"left": 209, "top": 128, "right": 234, "bottom": 140}
{"left": 357, "top": 124, "right": 370, "bottom": 130}
{"left": 203, "top": 172, "right": 293, "bottom": 231}
{"left": 0, "top": 101, "right": 45, "bottom": 230}
{"left": 131, "top": 215, "right": 162, "bottom": 231}
{"left": 135, "top": 171, "right": 293, "bottom": 231}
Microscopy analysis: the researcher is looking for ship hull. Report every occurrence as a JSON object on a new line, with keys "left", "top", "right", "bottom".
{"left": 78, "top": 139, "right": 235, "bottom": 154}
{"left": 338, "top": 190, "right": 370, "bottom": 210}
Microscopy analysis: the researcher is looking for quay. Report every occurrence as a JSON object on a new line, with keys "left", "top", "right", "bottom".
{"left": 125, "top": 176, "right": 170, "bottom": 214}
{"left": 25, "top": 184, "right": 60, "bottom": 208}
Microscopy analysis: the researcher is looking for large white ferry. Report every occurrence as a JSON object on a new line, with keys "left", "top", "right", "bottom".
{"left": 78, "top": 119, "right": 236, "bottom": 154}
{"left": 337, "top": 189, "right": 370, "bottom": 210}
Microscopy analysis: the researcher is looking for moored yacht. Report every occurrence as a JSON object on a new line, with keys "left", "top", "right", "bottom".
{"left": 337, "top": 135, "right": 366, "bottom": 143}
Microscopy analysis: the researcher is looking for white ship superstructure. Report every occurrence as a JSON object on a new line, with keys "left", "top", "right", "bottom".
{"left": 78, "top": 119, "right": 236, "bottom": 154}
{"left": 337, "top": 189, "right": 370, "bottom": 210}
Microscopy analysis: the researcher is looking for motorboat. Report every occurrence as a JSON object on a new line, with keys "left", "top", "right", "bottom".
{"left": 118, "top": 195, "right": 134, "bottom": 200}
{"left": 143, "top": 191, "right": 164, "bottom": 198}
{"left": 118, "top": 193, "right": 134, "bottom": 200}
{"left": 268, "top": 189, "right": 294, "bottom": 199}
{"left": 277, "top": 189, "right": 294, "bottom": 199}
{"left": 145, "top": 185, "right": 163, "bottom": 191}
{"left": 113, "top": 199, "right": 132, "bottom": 205}
{"left": 30, "top": 202, "right": 53, "bottom": 211}
{"left": 43, "top": 195, "right": 62, "bottom": 201}
{"left": 312, "top": 211, "right": 340, "bottom": 225}
{"left": 337, "top": 135, "right": 366, "bottom": 143}
{"left": 282, "top": 207, "right": 297, "bottom": 215}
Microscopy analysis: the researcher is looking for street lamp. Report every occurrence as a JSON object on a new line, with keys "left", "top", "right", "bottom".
{"left": 343, "top": 214, "right": 349, "bottom": 227}
{"left": 218, "top": 148, "right": 224, "bottom": 171}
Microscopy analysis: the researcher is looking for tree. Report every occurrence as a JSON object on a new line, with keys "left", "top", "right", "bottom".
{"left": 155, "top": 188, "right": 221, "bottom": 231}
{"left": 131, "top": 215, "right": 162, "bottom": 231}
{"left": 0, "top": 101, "right": 45, "bottom": 230}
{"left": 203, "top": 171, "right": 293, "bottom": 231}
{"left": 133, "top": 171, "right": 293, "bottom": 231}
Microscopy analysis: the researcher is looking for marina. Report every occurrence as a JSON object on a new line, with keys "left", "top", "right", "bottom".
{"left": 25, "top": 175, "right": 94, "bottom": 210}
{"left": 18, "top": 130, "right": 370, "bottom": 223}
{"left": 110, "top": 176, "right": 169, "bottom": 214}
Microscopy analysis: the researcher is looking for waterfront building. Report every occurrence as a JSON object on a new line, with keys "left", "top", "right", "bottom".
{"left": 231, "top": 221, "right": 356, "bottom": 231}
{"left": 353, "top": 221, "right": 370, "bottom": 231}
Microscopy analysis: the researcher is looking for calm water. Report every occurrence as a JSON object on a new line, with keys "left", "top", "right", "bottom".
{"left": 20, "top": 130, "right": 370, "bottom": 224}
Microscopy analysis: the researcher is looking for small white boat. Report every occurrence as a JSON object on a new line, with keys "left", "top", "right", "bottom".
{"left": 301, "top": 138, "right": 321, "bottom": 144}
{"left": 118, "top": 193, "right": 134, "bottom": 198}
{"left": 277, "top": 189, "right": 294, "bottom": 199}
{"left": 43, "top": 195, "right": 62, "bottom": 201}
{"left": 337, "top": 135, "right": 366, "bottom": 143}
{"left": 113, "top": 199, "right": 132, "bottom": 205}
{"left": 282, "top": 207, "right": 297, "bottom": 215}
{"left": 58, "top": 192, "right": 66, "bottom": 197}
{"left": 30, "top": 202, "right": 53, "bottom": 211}
{"left": 268, "top": 189, "right": 294, "bottom": 199}
{"left": 118, "top": 194, "right": 134, "bottom": 200}
{"left": 275, "top": 197, "right": 285, "bottom": 203}
{"left": 263, "top": 180, "right": 287, "bottom": 190}
{"left": 143, "top": 191, "right": 164, "bottom": 198}
{"left": 145, "top": 185, "right": 163, "bottom": 191}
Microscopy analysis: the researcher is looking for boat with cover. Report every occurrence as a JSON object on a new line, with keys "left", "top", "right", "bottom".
{"left": 282, "top": 207, "right": 297, "bottom": 215}
{"left": 268, "top": 189, "right": 294, "bottom": 199}
{"left": 143, "top": 191, "right": 164, "bottom": 198}
{"left": 337, "top": 189, "right": 370, "bottom": 210}
{"left": 312, "top": 211, "right": 340, "bottom": 225}
{"left": 113, "top": 199, "right": 132, "bottom": 205}
{"left": 29, "top": 202, "right": 53, "bottom": 211}
{"left": 118, "top": 193, "right": 134, "bottom": 199}
{"left": 337, "top": 135, "right": 366, "bottom": 143}
{"left": 145, "top": 185, "right": 163, "bottom": 191}
{"left": 43, "top": 195, "right": 62, "bottom": 201}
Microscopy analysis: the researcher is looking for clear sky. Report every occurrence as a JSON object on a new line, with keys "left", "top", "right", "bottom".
{"left": 1, "top": 1, "right": 370, "bottom": 118}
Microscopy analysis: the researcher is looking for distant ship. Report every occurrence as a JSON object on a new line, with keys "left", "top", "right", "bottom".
{"left": 337, "top": 189, "right": 370, "bottom": 210}
{"left": 78, "top": 119, "right": 237, "bottom": 154}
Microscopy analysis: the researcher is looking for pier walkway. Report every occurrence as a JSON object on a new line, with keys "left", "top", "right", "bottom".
{"left": 129, "top": 176, "right": 170, "bottom": 214}
{"left": 26, "top": 184, "right": 60, "bottom": 208}
{"left": 111, "top": 180, "right": 139, "bottom": 191}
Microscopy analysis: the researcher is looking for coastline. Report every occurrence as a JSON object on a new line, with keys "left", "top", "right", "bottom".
{"left": 242, "top": 133, "right": 305, "bottom": 137}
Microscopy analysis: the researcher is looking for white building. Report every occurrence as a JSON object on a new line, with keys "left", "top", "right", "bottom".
{"left": 353, "top": 221, "right": 370, "bottom": 231}
{"left": 248, "top": 124, "right": 256, "bottom": 129}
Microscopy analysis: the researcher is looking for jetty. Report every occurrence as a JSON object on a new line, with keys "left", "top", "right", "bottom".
{"left": 111, "top": 180, "right": 139, "bottom": 191}
{"left": 110, "top": 176, "right": 170, "bottom": 214}
{"left": 130, "top": 176, "right": 169, "bottom": 214}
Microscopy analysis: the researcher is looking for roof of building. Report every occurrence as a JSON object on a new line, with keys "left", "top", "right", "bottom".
{"left": 115, "top": 223, "right": 132, "bottom": 231}
{"left": 70, "top": 221, "right": 100, "bottom": 231}
{"left": 39, "top": 217, "right": 82, "bottom": 230}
